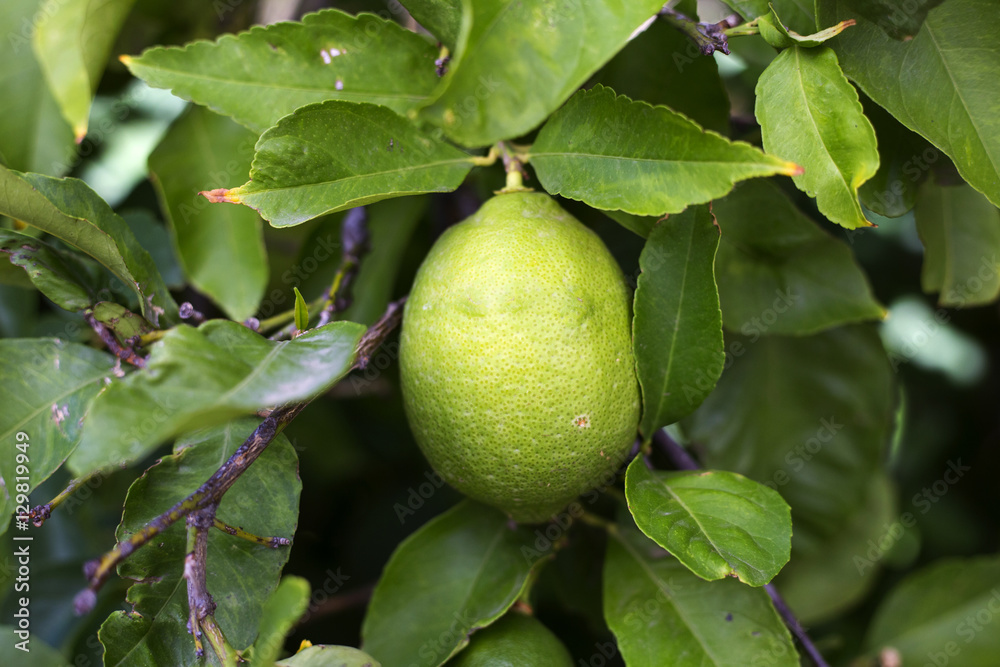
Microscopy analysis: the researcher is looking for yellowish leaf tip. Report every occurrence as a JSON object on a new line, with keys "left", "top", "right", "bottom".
{"left": 119, "top": 54, "right": 132, "bottom": 65}
{"left": 200, "top": 188, "right": 242, "bottom": 204}
{"left": 296, "top": 640, "right": 313, "bottom": 653}
{"left": 785, "top": 162, "right": 805, "bottom": 177}
{"left": 74, "top": 125, "right": 87, "bottom": 144}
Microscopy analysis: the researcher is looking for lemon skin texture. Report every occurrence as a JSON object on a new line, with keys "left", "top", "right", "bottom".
{"left": 450, "top": 612, "right": 573, "bottom": 667}
{"left": 400, "top": 191, "right": 640, "bottom": 523}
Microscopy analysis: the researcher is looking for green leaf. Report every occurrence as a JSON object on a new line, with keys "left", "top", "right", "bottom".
{"left": 100, "top": 420, "right": 301, "bottom": 665}
{"left": 841, "top": 0, "right": 944, "bottom": 40}
{"left": 755, "top": 46, "right": 879, "bottom": 229}
{"left": 214, "top": 101, "right": 473, "bottom": 227}
{"left": 531, "top": 86, "right": 801, "bottom": 217}
{"left": 603, "top": 521, "right": 797, "bottom": 666}
{"left": 402, "top": 0, "right": 464, "bottom": 49}
{"left": 68, "top": 319, "right": 365, "bottom": 476}
{"left": 248, "top": 576, "right": 311, "bottom": 667}
{"left": 362, "top": 500, "right": 544, "bottom": 667}
{"left": 123, "top": 9, "right": 440, "bottom": 134}
{"left": 633, "top": 206, "right": 724, "bottom": 436}
{"left": 419, "top": 0, "right": 665, "bottom": 147}
{"left": 775, "top": 473, "right": 896, "bottom": 624}
{"left": 594, "top": 17, "right": 730, "bottom": 134}
{"left": 0, "top": 165, "right": 178, "bottom": 324}
{"left": 0, "top": 229, "right": 96, "bottom": 311}
{"left": 866, "top": 556, "right": 1000, "bottom": 663}
{"left": 277, "top": 646, "right": 382, "bottom": 667}
{"left": 89, "top": 301, "right": 155, "bottom": 347}
{"left": 625, "top": 461, "right": 792, "bottom": 586}
{"left": 0, "top": 339, "right": 116, "bottom": 533}
{"left": 149, "top": 106, "right": 267, "bottom": 321}
{"left": 757, "top": 6, "right": 854, "bottom": 48}
{"left": 915, "top": 181, "right": 1000, "bottom": 307}
{"left": 293, "top": 287, "right": 309, "bottom": 331}
{"left": 712, "top": 180, "right": 885, "bottom": 335}
{"left": 684, "top": 326, "right": 895, "bottom": 545}
{"left": 817, "top": 0, "right": 1000, "bottom": 209}
{"left": 0, "top": 0, "right": 75, "bottom": 175}
{"left": 32, "top": 0, "right": 137, "bottom": 141}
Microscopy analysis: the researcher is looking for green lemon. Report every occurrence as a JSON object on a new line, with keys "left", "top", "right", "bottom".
{"left": 449, "top": 612, "right": 573, "bottom": 667}
{"left": 400, "top": 191, "right": 640, "bottom": 523}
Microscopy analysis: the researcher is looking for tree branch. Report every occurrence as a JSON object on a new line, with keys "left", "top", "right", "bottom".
{"left": 651, "top": 430, "right": 830, "bottom": 667}
{"left": 73, "top": 297, "right": 407, "bottom": 614}
{"left": 84, "top": 310, "right": 147, "bottom": 368}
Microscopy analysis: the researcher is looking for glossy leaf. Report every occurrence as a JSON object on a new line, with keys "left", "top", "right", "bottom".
{"left": 757, "top": 7, "right": 854, "bottom": 48}
{"left": 149, "top": 106, "right": 267, "bottom": 321}
{"left": 915, "top": 181, "right": 1000, "bottom": 307}
{"left": 451, "top": 613, "right": 573, "bottom": 666}
{"left": 0, "top": 339, "right": 117, "bottom": 533}
{"left": 293, "top": 287, "right": 309, "bottom": 331}
{"left": 124, "top": 9, "right": 440, "bottom": 133}
{"left": 32, "top": 0, "right": 137, "bottom": 141}
{"left": 818, "top": 0, "right": 1000, "bottom": 208}
{"left": 865, "top": 556, "right": 1000, "bottom": 663}
{"left": 68, "top": 319, "right": 365, "bottom": 476}
{"left": 0, "top": 229, "right": 95, "bottom": 311}
{"left": 625, "top": 461, "right": 792, "bottom": 586}
{"left": 402, "top": 0, "right": 464, "bottom": 49}
{"left": 841, "top": 0, "right": 944, "bottom": 40}
{"left": 594, "top": 17, "right": 730, "bottom": 134}
{"left": 776, "top": 473, "right": 896, "bottom": 624}
{"left": 419, "top": 0, "right": 665, "bottom": 147}
{"left": 0, "top": 165, "right": 177, "bottom": 324}
{"left": 684, "top": 326, "right": 895, "bottom": 545}
{"left": 278, "top": 646, "right": 382, "bottom": 667}
{"left": 712, "top": 180, "right": 884, "bottom": 335}
{"left": 603, "top": 521, "right": 797, "bottom": 666}
{"left": 362, "top": 500, "right": 544, "bottom": 667}
{"left": 531, "top": 86, "right": 801, "bottom": 216}
{"left": 0, "top": 0, "right": 75, "bottom": 175}
{"left": 755, "top": 47, "right": 879, "bottom": 229}
{"left": 633, "top": 206, "right": 724, "bottom": 436}
{"left": 248, "top": 576, "right": 311, "bottom": 667}
{"left": 100, "top": 420, "right": 301, "bottom": 665}
{"left": 213, "top": 101, "right": 474, "bottom": 227}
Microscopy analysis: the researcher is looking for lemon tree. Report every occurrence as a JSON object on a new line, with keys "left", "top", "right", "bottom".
{"left": 2, "top": 1, "right": 1000, "bottom": 666}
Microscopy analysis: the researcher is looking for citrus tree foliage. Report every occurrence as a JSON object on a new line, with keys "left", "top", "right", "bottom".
{"left": 1, "top": 0, "right": 999, "bottom": 665}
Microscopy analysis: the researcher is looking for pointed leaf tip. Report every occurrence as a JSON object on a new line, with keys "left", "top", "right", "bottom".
{"left": 119, "top": 54, "right": 132, "bottom": 65}
{"left": 201, "top": 188, "right": 241, "bottom": 204}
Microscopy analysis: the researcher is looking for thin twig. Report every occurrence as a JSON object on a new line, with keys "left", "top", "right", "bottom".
{"left": 651, "top": 430, "right": 829, "bottom": 667}
{"left": 73, "top": 298, "right": 408, "bottom": 613}
{"left": 212, "top": 518, "right": 292, "bottom": 547}
{"left": 765, "top": 584, "right": 830, "bottom": 667}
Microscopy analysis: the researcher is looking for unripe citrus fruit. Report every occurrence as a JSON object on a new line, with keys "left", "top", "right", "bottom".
{"left": 400, "top": 191, "right": 640, "bottom": 523}
{"left": 450, "top": 612, "right": 573, "bottom": 666}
